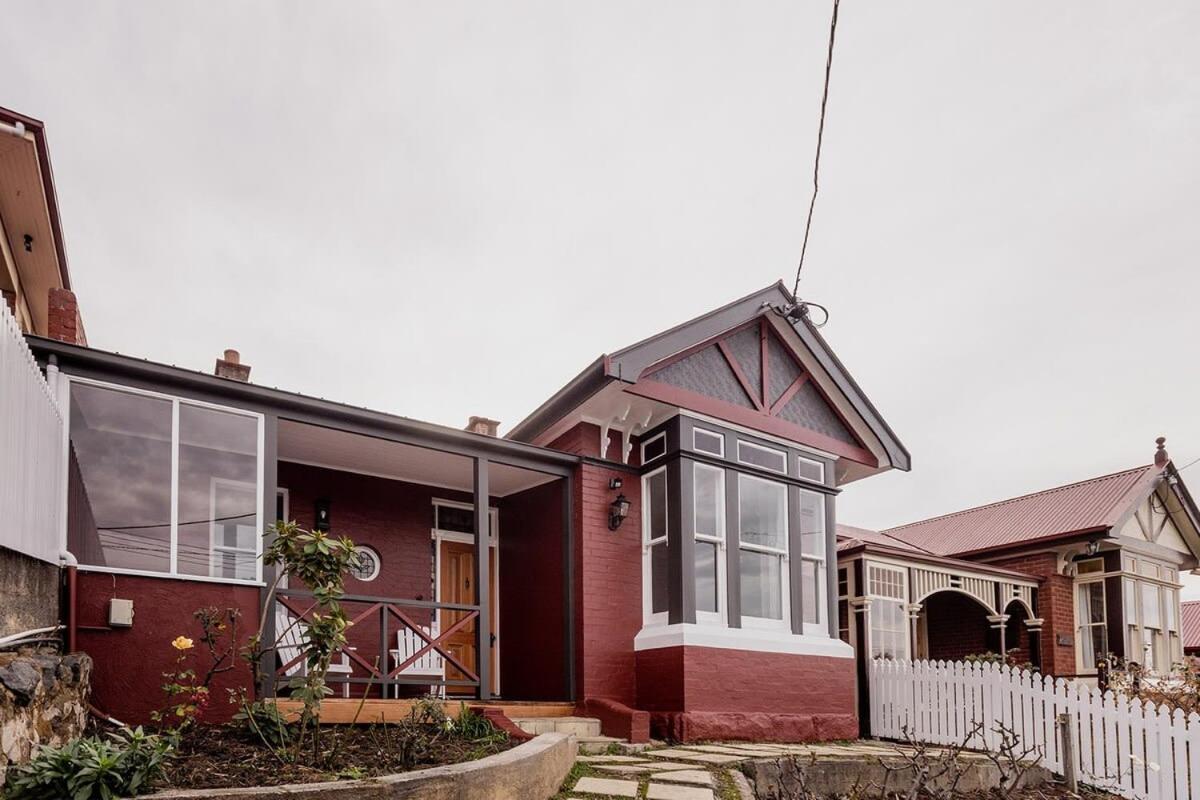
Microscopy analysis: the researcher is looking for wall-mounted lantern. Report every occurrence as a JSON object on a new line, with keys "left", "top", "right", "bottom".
{"left": 609, "top": 493, "right": 631, "bottom": 531}
{"left": 314, "top": 498, "right": 331, "bottom": 531}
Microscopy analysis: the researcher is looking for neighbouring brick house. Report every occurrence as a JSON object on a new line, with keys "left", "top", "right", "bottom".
{"left": 1182, "top": 600, "right": 1200, "bottom": 657}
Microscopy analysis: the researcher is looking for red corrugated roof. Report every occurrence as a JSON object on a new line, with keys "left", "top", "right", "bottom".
{"left": 1182, "top": 600, "right": 1200, "bottom": 651}
{"left": 883, "top": 465, "right": 1161, "bottom": 557}
{"left": 836, "top": 523, "right": 930, "bottom": 554}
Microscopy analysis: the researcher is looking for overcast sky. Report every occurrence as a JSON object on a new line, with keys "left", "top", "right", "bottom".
{"left": 4, "top": 3, "right": 1199, "bottom": 593}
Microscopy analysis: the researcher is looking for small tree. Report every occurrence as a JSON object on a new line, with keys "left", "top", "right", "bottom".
{"left": 245, "top": 521, "right": 359, "bottom": 761}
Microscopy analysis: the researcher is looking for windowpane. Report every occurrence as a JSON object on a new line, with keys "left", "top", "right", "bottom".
{"left": 693, "top": 429, "right": 724, "bottom": 456}
{"left": 799, "top": 490, "right": 825, "bottom": 556}
{"left": 1142, "top": 582, "right": 1162, "bottom": 629}
{"left": 737, "top": 441, "right": 786, "bottom": 473}
{"left": 68, "top": 384, "right": 173, "bottom": 573}
{"left": 642, "top": 435, "right": 666, "bottom": 463}
{"left": 1077, "top": 583, "right": 1104, "bottom": 625}
{"left": 1123, "top": 578, "right": 1138, "bottom": 625}
{"left": 694, "top": 465, "right": 723, "bottom": 539}
{"left": 796, "top": 456, "right": 825, "bottom": 483}
{"left": 802, "top": 559, "right": 822, "bottom": 624}
{"left": 646, "top": 471, "right": 667, "bottom": 542}
{"left": 1079, "top": 625, "right": 1107, "bottom": 670}
{"left": 738, "top": 476, "right": 786, "bottom": 551}
{"left": 695, "top": 541, "right": 718, "bottom": 613}
{"left": 1166, "top": 589, "right": 1179, "bottom": 632}
{"left": 651, "top": 543, "right": 669, "bottom": 614}
{"left": 740, "top": 550, "right": 783, "bottom": 619}
{"left": 871, "top": 597, "right": 907, "bottom": 659}
{"left": 436, "top": 505, "right": 475, "bottom": 534}
{"left": 177, "top": 404, "right": 259, "bottom": 580}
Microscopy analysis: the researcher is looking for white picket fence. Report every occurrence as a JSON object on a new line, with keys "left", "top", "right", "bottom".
{"left": 870, "top": 659, "right": 1200, "bottom": 800}
{"left": 0, "top": 300, "right": 63, "bottom": 563}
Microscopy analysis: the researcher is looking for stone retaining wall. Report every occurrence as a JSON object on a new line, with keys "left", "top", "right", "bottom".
{"left": 0, "top": 650, "right": 91, "bottom": 783}
{"left": 146, "top": 731, "right": 577, "bottom": 800}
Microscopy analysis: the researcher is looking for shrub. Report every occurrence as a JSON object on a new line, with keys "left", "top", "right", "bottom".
{"left": 3, "top": 727, "right": 174, "bottom": 800}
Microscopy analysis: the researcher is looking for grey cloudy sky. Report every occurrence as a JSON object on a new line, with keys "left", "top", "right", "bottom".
{"left": 4, "top": 3, "right": 1199, "bottom": 590}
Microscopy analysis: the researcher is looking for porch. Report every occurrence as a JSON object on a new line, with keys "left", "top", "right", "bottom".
{"left": 264, "top": 419, "right": 574, "bottom": 703}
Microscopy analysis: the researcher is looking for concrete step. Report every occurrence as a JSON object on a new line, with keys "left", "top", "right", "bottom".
{"left": 511, "top": 715, "right": 603, "bottom": 738}
{"left": 577, "top": 735, "right": 626, "bottom": 754}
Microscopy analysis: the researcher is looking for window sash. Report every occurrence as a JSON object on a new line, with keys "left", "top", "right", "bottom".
{"left": 66, "top": 376, "right": 264, "bottom": 585}
{"left": 642, "top": 467, "right": 670, "bottom": 624}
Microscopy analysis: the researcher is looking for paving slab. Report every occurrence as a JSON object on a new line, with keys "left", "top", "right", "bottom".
{"left": 646, "top": 783, "right": 715, "bottom": 800}
{"left": 577, "top": 755, "right": 648, "bottom": 763}
{"left": 641, "top": 761, "right": 700, "bottom": 771}
{"left": 651, "top": 769, "right": 713, "bottom": 785}
{"left": 595, "top": 764, "right": 659, "bottom": 774}
{"left": 572, "top": 776, "right": 640, "bottom": 797}
{"left": 646, "top": 749, "right": 745, "bottom": 764}
{"left": 683, "top": 744, "right": 765, "bottom": 756}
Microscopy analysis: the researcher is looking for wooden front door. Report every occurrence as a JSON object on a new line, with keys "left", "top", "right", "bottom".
{"left": 439, "top": 540, "right": 498, "bottom": 696}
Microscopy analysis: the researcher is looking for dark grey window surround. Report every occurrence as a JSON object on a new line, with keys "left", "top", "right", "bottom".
{"left": 639, "top": 416, "right": 840, "bottom": 638}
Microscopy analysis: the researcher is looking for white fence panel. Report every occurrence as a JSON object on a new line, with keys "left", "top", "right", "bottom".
{"left": 0, "top": 302, "right": 63, "bottom": 563}
{"left": 870, "top": 658, "right": 1200, "bottom": 800}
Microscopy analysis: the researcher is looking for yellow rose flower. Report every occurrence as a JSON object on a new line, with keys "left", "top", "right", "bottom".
{"left": 171, "top": 636, "right": 194, "bottom": 651}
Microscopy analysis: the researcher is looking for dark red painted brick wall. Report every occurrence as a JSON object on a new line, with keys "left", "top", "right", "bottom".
{"left": 498, "top": 479, "right": 567, "bottom": 700}
{"left": 75, "top": 572, "right": 259, "bottom": 724}
{"left": 990, "top": 552, "right": 1075, "bottom": 675}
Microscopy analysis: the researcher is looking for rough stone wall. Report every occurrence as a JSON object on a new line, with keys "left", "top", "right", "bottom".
{"left": 0, "top": 650, "right": 91, "bottom": 783}
{"left": 0, "top": 546, "right": 60, "bottom": 638}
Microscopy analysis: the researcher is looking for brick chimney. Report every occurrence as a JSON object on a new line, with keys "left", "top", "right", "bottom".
{"left": 1155, "top": 436, "right": 1169, "bottom": 468}
{"left": 465, "top": 416, "right": 500, "bottom": 437}
{"left": 46, "top": 287, "right": 87, "bottom": 345}
{"left": 215, "top": 349, "right": 251, "bottom": 382}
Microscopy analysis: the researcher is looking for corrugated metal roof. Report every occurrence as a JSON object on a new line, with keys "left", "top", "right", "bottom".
{"left": 836, "top": 524, "right": 930, "bottom": 554}
{"left": 883, "top": 465, "right": 1161, "bottom": 557}
{"left": 835, "top": 524, "right": 1038, "bottom": 582}
{"left": 1182, "top": 600, "right": 1200, "bottom": 651}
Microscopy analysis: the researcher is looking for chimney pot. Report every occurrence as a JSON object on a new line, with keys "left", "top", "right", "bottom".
{"left": 1155, "top": 436, "right": 1168, "bottom": 468}
{"left": 466, "top": 416, "right": 501, "bottom": 437}
{"left": 215, "top": 349, "right": 252, "bottom": 382}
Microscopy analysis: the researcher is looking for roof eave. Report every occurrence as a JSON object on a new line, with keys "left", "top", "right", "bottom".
{"left": 0, "top": 106, "right": 71, "bottom": 291}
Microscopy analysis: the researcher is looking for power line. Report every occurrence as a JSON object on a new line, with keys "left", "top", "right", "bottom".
{"left": 792, "top": 0, "right": 841, "bottom": 298}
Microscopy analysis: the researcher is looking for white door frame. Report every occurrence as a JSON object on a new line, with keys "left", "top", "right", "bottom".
{"left": 432, "top": 499, "right": 500, "bottom": 696}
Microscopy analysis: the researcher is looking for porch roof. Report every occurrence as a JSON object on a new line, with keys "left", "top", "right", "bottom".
{"left": 836, "top": 524, "right": 1039, "bottom": 584}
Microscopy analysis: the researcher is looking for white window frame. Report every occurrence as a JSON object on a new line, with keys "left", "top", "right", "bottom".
{"left": 692, "top": 463, "right": 726, "bottom": 626}
{"left": 796, "top": 455, "right": 826, "bottom": 484}
{"left": 642, "top": 466, "right": 670, "bottom": 626}
{"left": 208, "top": 477, "right": 259, "bottom": 581}
{"left": 866, "top": 562, "right": 909, "bottom": 661}
{"left": 1074, "top": 576, "right": 1107, "bottom": 673}
{"left": 63, "top": 375, "right": 265, "bottom": 586}
{"left": 640, "top": 432, "right": 667, "bottom": 464}
{"left": 736, "top": 440, "right": 788, "bottom": 474}
{"left": 349, "top": 544, "right": 382, "bottom": 582}
{"left": 798, "top": 488, "right": 827, "bottom": 635}
{"left": 736, "top": 473, "right": 790, "bottom": 631}
{"left": 1120, "top": 554, "right": 1183, "bottom": 672}
{"left": 692, "top": 427, "right": 725, "bottom": 457}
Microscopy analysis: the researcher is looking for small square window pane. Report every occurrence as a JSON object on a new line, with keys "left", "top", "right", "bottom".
{"left": 740, "top": 550, "right": 782, "bottom": 619}
{"left": 642, "top": 435, "right": 666, "bottom": 463}
{"left": 738, "top": 476, "right": 786, "bottom": 551}
{"left": 797, "top": 456, "right": 825, "bottom": 483}
{"left": 695, "top": 541, "right": 718, "bottom": 614}
{"left": 693, "top": 429, "right": 724, "bottom": 456}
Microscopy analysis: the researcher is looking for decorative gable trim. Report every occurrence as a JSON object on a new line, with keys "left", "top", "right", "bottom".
{"left": 631, "top": 318, "right": 875, "bottom": 466}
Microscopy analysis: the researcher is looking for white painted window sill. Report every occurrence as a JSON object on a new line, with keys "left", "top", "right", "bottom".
{"left": 633, "top": 622, "right": 854, "bottom": 659}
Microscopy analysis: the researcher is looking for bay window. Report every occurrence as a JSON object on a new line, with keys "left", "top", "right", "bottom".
{"left": 1122, "top": 555, "right": 1184, "bottom": 670}
{"left": 738, "top": 474, "right": 789, "bottom": 628}
{"left": 67, "top": 378, "right": 264, "bottom": 583}
{"left": 1075, "top": 580, "right": 1107, "bottom": 671}
{"left": 799, "top": 490, "right": 826, "bottom": 630}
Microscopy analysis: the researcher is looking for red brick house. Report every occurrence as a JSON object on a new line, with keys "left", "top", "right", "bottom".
{"left": 1181, "top": 600, "right": 1200, "bottom": 657}
{"left": 837, "top": 455, "right": 1200, "bottom": 692}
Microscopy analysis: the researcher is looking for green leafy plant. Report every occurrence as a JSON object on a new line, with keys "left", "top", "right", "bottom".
{"left": 3, "top": 727, "right": 174, "bottom": 800}
{"left": 243, "top": 520, "right": 359, "bottom": 761}
{"left": 231, "top": 697, "right": 293, "bottom": 749}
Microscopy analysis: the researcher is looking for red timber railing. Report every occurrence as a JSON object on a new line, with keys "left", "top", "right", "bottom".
{"left": 264, "top": 588, "right": 482, "bottom": 698}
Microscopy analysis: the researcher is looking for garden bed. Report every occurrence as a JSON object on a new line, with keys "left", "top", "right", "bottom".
{"left": 155, "top": 721, "right": 514, "bottom": 790}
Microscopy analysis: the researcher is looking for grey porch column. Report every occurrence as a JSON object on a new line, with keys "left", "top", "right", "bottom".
{"left": 473, "top": 457, "right": 491, "bottom": 700}
{"left": 258, "top": 412, "right": 279, "bottom": 698}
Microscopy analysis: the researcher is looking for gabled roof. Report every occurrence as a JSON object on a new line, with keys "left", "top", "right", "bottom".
{"left": 1182, "top": 600, "right": 1200, "bottom": 651}
{"left": 836, "top": 523, "right": 930, "bottom": 555}
{"left": 884, "top": 465, "right": 1162, "bottom": 557}
{"left": 507, "top": 281, "right": 910, "bottom": 474}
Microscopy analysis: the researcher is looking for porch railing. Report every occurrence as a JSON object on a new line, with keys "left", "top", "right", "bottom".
{"left": 265, "top": 588, "right": 484, "bottom": 698}
{"left": 0, "top": 301, "right": 63, "bottom": 564}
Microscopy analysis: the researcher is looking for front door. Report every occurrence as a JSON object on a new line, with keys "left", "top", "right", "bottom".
{"left": 439, "top": 540, "right": 498, "bottom": 696}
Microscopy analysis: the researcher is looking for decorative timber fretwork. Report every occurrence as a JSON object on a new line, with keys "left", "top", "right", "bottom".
{"left": 636, "top": 318, "right": 865, "bottom": 458}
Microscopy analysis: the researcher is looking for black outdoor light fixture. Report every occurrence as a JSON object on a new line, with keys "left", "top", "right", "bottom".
{"left": 609, "top": 493, "right": 631, "bottom": 531}
{"left": 314, "top": 498, "right": 331, "bottom": 531}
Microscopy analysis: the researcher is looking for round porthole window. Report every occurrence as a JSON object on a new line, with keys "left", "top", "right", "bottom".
{"left": 350, "top": 546, "right": 381, "bottom": 582}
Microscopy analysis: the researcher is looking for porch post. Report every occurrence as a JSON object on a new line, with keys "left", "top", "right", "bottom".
{"left": 473, "top": 457, "right": 491, "bottom": 701}
{"left": 259, "top": 412, "right": 279, "bottom": 698}
{"left": 907, "top": 603, "right": 922, "bottom": 660}
{"left": 988, "top": 614, "right": 1010, "bottom": 658}
{"left": 1026, "top": 618, "right": 1044, "bottom": 671}
{"left": 562, "top": 474, "right": 576, "bottom": 702}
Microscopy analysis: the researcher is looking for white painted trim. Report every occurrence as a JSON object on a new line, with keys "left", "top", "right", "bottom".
{"left": 796, "top": 455, "right": 826, "bottom": 483}
{"left": 640, "top": 431, "right": 667, "bottom": 464}
{"left": 432, "top": 501, "right": 500, "bottom": 696}
{"left": 736, "top": 439, "right": 788, "bottom": 475}
{"left": 76, "top": 564, "right": 265, "bottom": 587}
{"left": 350, "top": 544, "right": 382, "bottom": 582}
{"left": 735, "top": 472, "right": 790, "bottom": 631}
{"left": 633, "top": 623, "right": 854, "bottom": 658}
{"left": 692, "top": 462, "right": 727, "bottom": 626}
{"left": 692, "top": 427, "right": 725, "bottom": 457}
{"left": 642, "top": 466, "right": 669, "bottom": 627}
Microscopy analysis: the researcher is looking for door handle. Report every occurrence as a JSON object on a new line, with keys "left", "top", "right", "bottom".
{"left": 490, "top": 633, "right": 496, "bottom": 647}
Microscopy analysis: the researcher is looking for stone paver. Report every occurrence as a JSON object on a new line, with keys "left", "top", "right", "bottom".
{"left": 684, "top": 744, "right": 764, "bottom": 756}
{"left": 646, "top": 783, "right": 714, "bottom": 800}
{"left": 646, "top": 748, "right": 744, "bottom": 764}
{"left": 638, "top": 761, "right": 698, "bottom": 771}
{"left": 577, "top": 755, "right": 647, "bottom": 763}
{"left": 651, "top": 769, "right": 713, "bottom": 785}
{"left": 572, "top": 776, "right": 640, "bottom": 797}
